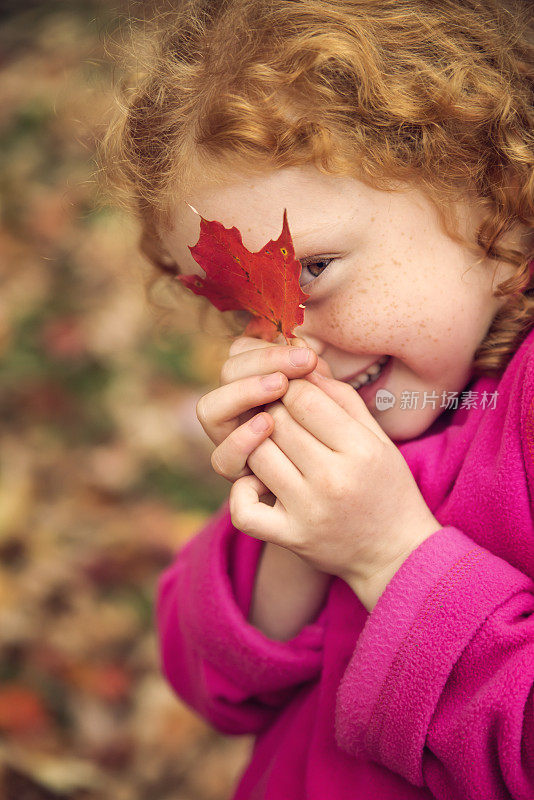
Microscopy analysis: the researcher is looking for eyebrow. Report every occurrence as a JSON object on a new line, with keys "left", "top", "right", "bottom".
{"left": 297, "top": 249, "right": 337, "bottom": 262}
{"left": 290, "top": 221, "right": 343, "bottom": 260}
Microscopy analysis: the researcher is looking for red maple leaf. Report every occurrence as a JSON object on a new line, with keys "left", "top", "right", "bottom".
{"left": 175, "top": 207, "right": 310, "bottom": 343}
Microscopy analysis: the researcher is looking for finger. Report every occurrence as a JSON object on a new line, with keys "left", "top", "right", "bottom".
{"left": 221, "top": 342, "right": 317, "bottom": 386}
{"left": 229, "top": 333, "right": 309, "bottom": 357}
{"left": 303, "top": 372, "right": 391, "bottom": 445}
{"left": 223, "top": 336, "right": 328, "bottom": 436}
{"left": 246, "top": 433, "right": 305, "bottom": 510}
{"left": 210, "top": 411, "right": 275, "bottom": 481}
{"left": 228, "top": 336, "right": 278, "bottom": 357}
{"left": 291, "top": 339, "right": 334, "bottom": 379}
{"left": 287, "top": 333, "right": 334, "bottom": 377}
{"left": 280, "top": 378, "right": 381, "bottom": 453}
{"left": 311, "top": 354, "right": 335, "bottom": 379}
{"left": 229, "top": 472, "right": 288, "bottom": 546}
{"left": 262, "top": 398, "right": 333, "bottom": 480}
{"left": 197, "top": 372, "right": 289, "bottom": 446}
{"left": 233, "top": 472, "right": 277, "bottom": 506}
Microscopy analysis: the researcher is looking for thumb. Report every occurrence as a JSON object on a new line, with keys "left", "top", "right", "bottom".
{"left": 304, "top": 370, "right": 391, "bottom": 445}
{"left": 313, "top": 355, "right": 334, "bottom": 379}
{"left": 288, "top": 338, "right": 333, "bottom": 379}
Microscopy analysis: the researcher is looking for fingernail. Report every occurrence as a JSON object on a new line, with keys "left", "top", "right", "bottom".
{"left": 260, "top": 373, "right": 283, "bottom": 391}
{"left": 289, "top": 347, "right": 311, "bottom": 366}
{"left": 249, "top": 413, "right": 269, "bottom": 432}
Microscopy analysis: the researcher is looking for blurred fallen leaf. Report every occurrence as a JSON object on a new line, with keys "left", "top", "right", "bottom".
{"left": 0, "top": 684, "right": 51, "bottom": 736}
{"left": 40, "top": 317, "right": 88, "bottom": 361}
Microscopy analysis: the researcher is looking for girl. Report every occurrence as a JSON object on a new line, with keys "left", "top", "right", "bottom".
{"left": 100, "top": 1, "right": 534, "bottom": 797}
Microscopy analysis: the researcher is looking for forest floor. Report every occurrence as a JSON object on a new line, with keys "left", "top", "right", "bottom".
{"left": 0, "top": 2, "right": 252, "bottom": 798}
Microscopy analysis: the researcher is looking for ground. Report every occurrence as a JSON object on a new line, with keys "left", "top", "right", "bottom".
{"left": 0, "top": 2, "right": 251, "bottom": 798}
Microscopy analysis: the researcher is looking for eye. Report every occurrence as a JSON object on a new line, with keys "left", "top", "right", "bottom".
{"left": 298, "top": 257, "right": 334, "bottom": 288}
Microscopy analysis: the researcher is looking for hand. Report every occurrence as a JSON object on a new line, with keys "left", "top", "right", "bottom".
{"left": 195, "top": 334, "right": 332, "bottom": 486}
{"left": 229, "top": 367, "right": 441, "bottom": 588}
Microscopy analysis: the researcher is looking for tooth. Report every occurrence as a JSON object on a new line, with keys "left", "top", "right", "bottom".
{"left": 347, "top": 355, "right": 390, "bottom": 389}
{"left": 366, "top": 363, "right": 382, "bottom": 376}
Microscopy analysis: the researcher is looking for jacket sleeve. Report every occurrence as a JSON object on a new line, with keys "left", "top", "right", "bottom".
{"left": 522, "top": 343, "right": 534, "bottom": 510}
{"left": 155, "top": 500, "right": 330, "bottom": 736}
{"left": 334, "top": 525, "right": 534, "bottom": 800}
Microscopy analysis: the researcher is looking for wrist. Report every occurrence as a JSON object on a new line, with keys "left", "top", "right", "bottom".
{"left": 345, "top": 516, "right": 441, "bottom": 613}
{"left": 248, "top": 542, "right": 332, "bottom": 641}
{"left": 345, "top": 554, "right": 410, "bottom": 613}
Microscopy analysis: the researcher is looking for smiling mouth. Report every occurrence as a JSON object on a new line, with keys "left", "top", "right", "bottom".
{"left": 341, "top": 355, "right": 391, "bottom": 389}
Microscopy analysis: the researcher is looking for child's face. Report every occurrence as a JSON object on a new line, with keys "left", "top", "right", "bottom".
{"left": 162, "top": 164, "right": 517, "bottom": 442}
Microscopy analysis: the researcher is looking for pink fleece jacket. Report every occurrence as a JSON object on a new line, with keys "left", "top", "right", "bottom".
{"left": 156, "top": 326, "right": 534, "bottom": 800}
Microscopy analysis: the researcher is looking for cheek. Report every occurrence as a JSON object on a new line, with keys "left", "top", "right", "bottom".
{"left": 313, "top": 272, "right": 467, "bottom": 357}
{"left": 320, "top": 285, "right": 409, "bottom": 346}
